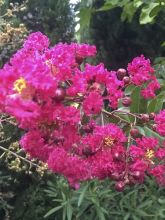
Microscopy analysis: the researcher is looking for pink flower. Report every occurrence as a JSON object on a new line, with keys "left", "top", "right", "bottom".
{"left": 83, "top": 91, "right": 103, "bottom": 116}
{"left": 73, "top": 43, "right": 96, "bottom": 58}
{"left": 156, "top": 148, "right": 165, "bottom": 159}
{"left": 129, "top": 137, "right": 158, "bottom": 164}
{"left": 0, "top": 32, "right": 164, "bottom": 189}
{"left": 141, "top": 79, "right": 160, "bottom": 99}
{"left": 128, "top": 160, "right": 148, "bottom": 183}
{"left": 23, "top": 32, "right": 49, "bottom": 51}
{"left": 155, "top": 110, "right": 165, "bottom": 136}
{"left": 89, "top": 150, "right": 114, "bottom": 179}
{"left": 5, "top": 96, "right": 40, "bottom": 129}
{"left": 127, "top": 55, "right": 154, "bottom": 86}
{"left": 127, "top": 55, "right": 160, "bottom": 99}
{"left": 48, "top": 148, "right": 89, "bottom": 187}
{"left": 80, "top": 124, "right": 127, "bottom": 154}
{"left": 20, "top": 130, "right": 53, "bottom": 161}
{"left": 150, "top": 165, "right": 165, "bottom": 186}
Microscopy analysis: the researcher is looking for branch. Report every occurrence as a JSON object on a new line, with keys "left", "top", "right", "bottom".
{"left": 0, "top": 145, "right": 42, "bottom": 169}
{"left": 102, "top": 109, "right": 130, "bottom": 124}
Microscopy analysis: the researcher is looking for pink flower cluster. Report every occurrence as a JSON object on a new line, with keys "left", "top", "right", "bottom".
{"left": 0, "top": 32, "right": 164, "bottom": 190}
{"left": 155, "top": 110, "right": 165, "bottom": 136}
{"left": 127, "top": 55, "right": 160, "bottom": 99}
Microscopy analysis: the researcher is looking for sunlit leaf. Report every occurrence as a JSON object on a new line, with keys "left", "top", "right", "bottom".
{"left": 139, "top": 3, "right": 159, "bottom": 24}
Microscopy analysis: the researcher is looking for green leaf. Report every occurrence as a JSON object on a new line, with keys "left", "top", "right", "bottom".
{"left": 154, "top": 64, "right": 165, "bottom": 78}
{"left": 149, "top": 5, "right": 161, "bottom": 18}
{"left": 147, "top": 98, "right": 158, "bottom": 113}
{"left": 139, "top": 3, "right": 159, "bottom": 24}
{"left": 44, "top": 206, "right": 63, "bottom": 218}
{"left": 158, "top": 209, "right": 165, "bottom": 218}
{"left": 130, "top": 87, "right": 141, "bottom": 113}
{"left": 158, "top": 198, "right": 165, "bottom": 204}
{"left": 125, "top": 84, "right": 136, "bottom": 96}
{"left": 78, "top": 7, "right": 94, "bottom": 31}
{"left": 133, "top": 0, "right": 143, "bottom": 8}
{"left": 78, "top": 183, "right": 88, "bottom": 207}
{"left": 96, "top": 206, "right": 106, "bottom": 220}
{"left": 154, "top": 100, "right": 164, "bottom": 112}
{"left": 62, "top": 205, "right": 67, "bottom": 220}
{"left": 130, "top": 87, "right": 147, "bottom": 113}
{"left": 66, "top": 203, "right": 73, "bottom": 220}
{"left": 124, "top": 213, "right": 130, "bottom": 220}
{"left": 143, "top": 126, "right": 165, "bottom": 143}
{"left": 97, "top": 2, "right": 114, "bottom": 12}
{"left": 121, "top": 2, "right": 137, "bottom": 22}
{"left": 137, "top": 200, "right": 153, "bottom": 209}
{"left": 136, "top": 126, "right": 145, "bottom": 136}
{"left": 132, "top": 215, "right": 140, "bottom": 220}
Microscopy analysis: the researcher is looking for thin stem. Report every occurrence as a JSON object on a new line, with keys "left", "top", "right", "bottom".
{"left": 101, "top": 112, "right": 105, "bottom": 126}
{"left": 0, "top": 145, "right": 42, "bottom": 169}
{"left": 102, "top": 109, "right": 130, "bottom": 124}
{"left": 124, "top": 123, "right": 133, "bottom": 180}
{"left": 111, "top": 109, "right": 141, "bottom": 119}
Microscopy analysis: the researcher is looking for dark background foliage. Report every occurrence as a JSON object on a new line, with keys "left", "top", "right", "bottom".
{"left": 86, "top": 0, "right": 165, "bottom": 69}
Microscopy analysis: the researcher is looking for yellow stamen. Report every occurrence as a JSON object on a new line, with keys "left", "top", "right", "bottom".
{"left": 145, "top": 149, "right": 154, "bottom": 160}
{"left": 45, "top": 59, "right": 51, "bottom": 66}
{"left": 14, "top": 77, "right": 27, "bottom": 94}
{"left": 104, "top": 136, "right": 114, "bottom": 147}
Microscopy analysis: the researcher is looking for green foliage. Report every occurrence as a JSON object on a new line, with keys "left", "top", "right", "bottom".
{"left": 79, "top": 0, "right": 165, "bottom": 25}
{"left": 11, "top": 177, "right": 55, "bottom": 220}
{"left": 0, "top": 170, "right": 13, "bottom": 220}
{"left": 77, "top": 0, "right": 165, "bottom": 68}
{"left": 45, "top": 177, "right": 165, "bottom": 220}
{"left": 0, "top": 0, "right": 27, "bottom": 67}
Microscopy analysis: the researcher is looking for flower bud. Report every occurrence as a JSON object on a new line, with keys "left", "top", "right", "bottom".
{"left": 113, "top": 152, "right": 121, "bottom": 160}
{"left": 75, "top": 55, "right": 83, "bottom": 65}
{"left": 117, "top": 68, "right": 127, "bottom": 80}
{"left": 111, "top": 172, "right": 121, "bottom": 181}
{"left": 140, "top": 114, "right": 149, "bottom": 122}
{"left": 152, "top": 124, "right": 157, "bottom": 131}
{"left": 115, "top": 181, "right": 125, "bottom": 192}
{"left": 123, "top": 76, "right": 130, "bottom": 85}
{"left": 54, "top": 88, "right": 66, "bottom": 102}
{"left": 122, "top": 97, "right": 132, "bottom": 107}
{"left": 130, "top": 128, "right": 139, "bottom": 138}
{"left": 149, "top": 112, "right": 155, "bottom": 120}
{"left": 132, "top": 171, "right": 141, "bottom": 179}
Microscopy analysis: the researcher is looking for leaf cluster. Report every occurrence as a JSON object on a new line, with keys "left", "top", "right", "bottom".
{"left": 44, "top": 176, "right": 165, "bottom": 220}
